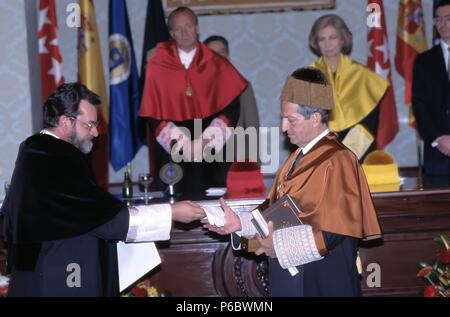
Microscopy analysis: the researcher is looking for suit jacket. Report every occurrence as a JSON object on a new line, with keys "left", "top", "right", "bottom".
{"left": 412, "top": 45, "right": 450, "bottom": 176}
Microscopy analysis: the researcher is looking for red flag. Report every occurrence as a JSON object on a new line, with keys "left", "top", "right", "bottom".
{"left": 78, "top": 0, "right": 109, "bottom": 188}
{"left": 395, "top": 0, "right": 428, "bottom": 127}
{"left": 38, "top": 0, "right": 64, "bottom": 102}
{"left": 367, "top": 0, "right": 399, "bottom": 149}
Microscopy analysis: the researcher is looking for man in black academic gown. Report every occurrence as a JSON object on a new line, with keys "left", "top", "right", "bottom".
{"left": 1, "top": 83, "right": 205, "bottom": 297}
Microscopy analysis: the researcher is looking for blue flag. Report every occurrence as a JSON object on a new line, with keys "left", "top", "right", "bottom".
{"left": 109, "top": 0, "right": 143, "bottom": 171}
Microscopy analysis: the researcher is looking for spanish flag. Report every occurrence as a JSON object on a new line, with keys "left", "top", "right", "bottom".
{"left": 38, "top": 0, "right": 64, "bottom": 102}
{"left": 78, "top": 0, "right": 109, "bottom": 188}
{"left": 395, "top": 0, "right": 428, "bottom": 127}
{"left": 367, "top": 0, "right": 399, "bottom": 149}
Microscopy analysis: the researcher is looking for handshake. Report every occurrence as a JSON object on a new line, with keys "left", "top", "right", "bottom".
{"left": 201, "top": 198, "right": 243, "bottom": 235}
{"left": 170, "top": 201, "right": 206, "bottom": 223}
{"left": 171, "top": 200, "right": 229, "bottom": 226}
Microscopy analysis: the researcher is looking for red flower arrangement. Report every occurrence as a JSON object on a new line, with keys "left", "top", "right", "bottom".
{"left": 417, "top": 234, "right": 450, "bottom": 297}
{"left": 121, "top": 278, "right": 160, "bottom": 297}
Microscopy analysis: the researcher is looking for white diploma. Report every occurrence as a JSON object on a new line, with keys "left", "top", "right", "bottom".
{"left": 117, "top": 241, "right": 162, "bottom": 292}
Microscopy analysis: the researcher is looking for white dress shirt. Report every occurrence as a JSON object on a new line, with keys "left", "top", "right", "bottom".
{"left": 178, "top": 48, "right": 196, "bottom": 69}
{"left": 440, "top": 40, "right": 450, "bottom": 75}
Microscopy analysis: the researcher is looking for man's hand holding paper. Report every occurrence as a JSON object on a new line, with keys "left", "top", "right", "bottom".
{"left": 201, "top": 198, "right": 242, "bottom": 234}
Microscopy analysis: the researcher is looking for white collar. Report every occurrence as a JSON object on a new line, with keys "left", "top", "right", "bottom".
{"left": 440, "top": 40, "right": 449, "bottom": 66}
{"left": 440, "top": 40, "right": 450, "bottom": 52}
{"left": 40, "top": 129, "right": 60, "bottom": 139}
{"left": 301, "top": 128, "right": 330, "bottom": 155}
{"left": 178, "top": 47, "right": 196, "bottom": 69}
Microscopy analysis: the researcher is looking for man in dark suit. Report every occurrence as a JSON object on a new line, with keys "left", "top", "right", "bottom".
{"left": 412, "top": 0, "right": 450, "bottom": 177}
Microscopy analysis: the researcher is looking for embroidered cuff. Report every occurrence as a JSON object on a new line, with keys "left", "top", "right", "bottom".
{"left": 203, "top": 117, "right": 233, "bottom": 152}
{"left": 236, "top": 211, "right": 257, "bottom": 238}
{"left": 156, "top": 121, "right": 190, "bottom": 154}
{"left": 273, "top": 225, "right": 323, "bottom": 269}
{"left": 126, "top": 204, "right": 172, "bottom": 242}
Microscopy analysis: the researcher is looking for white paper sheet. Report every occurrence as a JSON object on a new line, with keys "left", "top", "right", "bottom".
{"left": 203, "top": 205, "right": 226, "bottom": 227}
{"left": 117, "top": 241, "right": 162, "bottom": 292}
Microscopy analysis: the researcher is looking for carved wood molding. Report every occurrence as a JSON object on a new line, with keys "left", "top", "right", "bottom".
{"left": 213, "top": 243, "right": 268, "bottom": 297}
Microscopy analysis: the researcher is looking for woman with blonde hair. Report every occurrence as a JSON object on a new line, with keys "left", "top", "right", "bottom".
{"left": 309, "top": 14, "right": 388, "bottom": 160}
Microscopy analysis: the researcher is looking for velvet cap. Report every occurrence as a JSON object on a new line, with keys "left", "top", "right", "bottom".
{"left": 281, "top": 73, "right": 334, "bottom": 110}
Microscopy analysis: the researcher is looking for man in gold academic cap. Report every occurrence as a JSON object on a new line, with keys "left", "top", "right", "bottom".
{"left": 204, "top": 67, "right": 382, "bottom": 297}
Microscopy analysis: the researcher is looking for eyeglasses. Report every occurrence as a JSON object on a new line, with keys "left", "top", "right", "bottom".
{"left": 433, "top": 15, "right": 450, "bottom": 24}
{"left": 68, "top": 116, "right": 99, "bottom": 130}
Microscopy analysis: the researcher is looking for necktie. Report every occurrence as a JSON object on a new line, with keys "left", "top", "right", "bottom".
{"left": 448, "top": 47, "right": 450, "bottom": 81}
{"left": 287, "top": 150, "right": 304, "bottom": 177}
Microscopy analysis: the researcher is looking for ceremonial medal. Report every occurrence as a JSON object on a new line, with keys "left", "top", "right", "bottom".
{"left": 186, "top": 84, "right": 193, "bottom": 97}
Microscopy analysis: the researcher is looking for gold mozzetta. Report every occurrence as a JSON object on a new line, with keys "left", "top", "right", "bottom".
{"left": 342, "top": 124, "right": 374, "bottom": 160}
{"left": 362, "top": 150, "right": 400, "bottom": 193}
{"left": 311, "top": 54, "right": 388, "bottom": 132}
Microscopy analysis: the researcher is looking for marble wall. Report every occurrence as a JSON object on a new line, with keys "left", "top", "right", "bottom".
{"left": 0, "top": 0, "right": 436, "bottom": 196}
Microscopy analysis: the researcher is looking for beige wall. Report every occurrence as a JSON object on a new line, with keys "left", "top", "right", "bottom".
{"left": 0, "top": 0, "right": 436, "bottom": 195}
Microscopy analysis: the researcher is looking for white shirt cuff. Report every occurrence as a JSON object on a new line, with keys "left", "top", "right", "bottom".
{"left": 126, "top": 204, "right": 172, "bottom": 242}
{"left": 156, "top": 121, "right": 189, "bottom": 155}
{"left": 236, "top": 211, "right": 257, "bottom": 238}
{"left": 203, "top": 118, "right": 232, "bottom": 152}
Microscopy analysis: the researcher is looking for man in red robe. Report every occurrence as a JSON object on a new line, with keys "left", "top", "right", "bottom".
{"left": 139, "top": 7, "right": 248, "bottom": 197}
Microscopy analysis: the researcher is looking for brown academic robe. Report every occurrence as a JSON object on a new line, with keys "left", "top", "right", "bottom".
{"left": 268, "top": 132, "right": 381, "bottom": 296}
